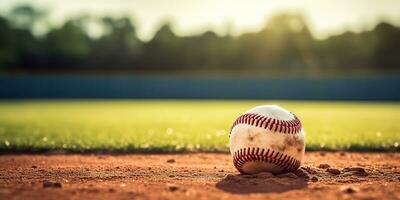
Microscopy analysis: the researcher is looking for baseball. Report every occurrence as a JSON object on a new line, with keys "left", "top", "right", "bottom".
{"left": 229, "top": 105, "right": 305, "bottom": 174}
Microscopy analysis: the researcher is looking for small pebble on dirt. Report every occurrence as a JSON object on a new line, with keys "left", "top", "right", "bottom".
{"left": 169, "top": 174, "right": 175, "bottom": 177}
{"left": 326, "top": 168, "right": 341, "bottom": 175}
{"left": 318, "top": 164, "right": 330, "bottom": 169}
{"left": 343, "top": 167, "right": 365, "bottom": 173}
{"left": 43, "top": 181, "right": 62, "bottom": 188}
{"left": 301, "top": 167, "right": 317, "bottom": 174}
{"left": 294, "top": 169, "right": 310, "bottom": 179}
{"left": 357, "top": 171, "right": 369, "bottom": 176}
{"left": 218, "top": 169, "right": 224, "bottom": 172}
{"left": 310, "top": 176, "right": 318, "bottom": 182}
{"left": 343, "top": 167, "right": 368, "bottom": 176}
{"left": 109, "top": 188, "right": 115, "bottom": 192}
{"left": 31, "top": 165, "right": 37, "bottom": 169}
{"left": 166, "top": 184, "right": 179, "bottom": 192}
{"left": 167, "top": 159, "right": 175, "bottom": 163}
{"left": 340, "top": 185, "right": 359, "bottom": 193}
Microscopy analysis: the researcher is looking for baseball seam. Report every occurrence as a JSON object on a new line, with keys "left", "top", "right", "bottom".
{"left": 230, "top": 113, "right": 302, "bottom": 137}
{"left": 233, "top": 147, "right": 301, "bottom": 173}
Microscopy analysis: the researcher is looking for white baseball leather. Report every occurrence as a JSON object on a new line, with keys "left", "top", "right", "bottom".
{"left": 229, "top": 105, "right": 305, "bottom": 174}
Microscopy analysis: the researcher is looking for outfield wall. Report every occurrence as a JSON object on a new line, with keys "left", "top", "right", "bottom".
{"left": 0, "top": 75, "right": 399, "bottom": 100}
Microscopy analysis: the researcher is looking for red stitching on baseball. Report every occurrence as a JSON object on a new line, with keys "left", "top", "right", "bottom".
{"left": 233, "top": 147, "right": 301, "bottom": 173}
{"left": 230, "top": 113, "right": 302, "bottom": 137}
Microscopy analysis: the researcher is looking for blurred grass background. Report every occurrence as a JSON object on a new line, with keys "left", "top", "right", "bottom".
{"left": 0, "top": 100, "right": 399, "bottom": 152}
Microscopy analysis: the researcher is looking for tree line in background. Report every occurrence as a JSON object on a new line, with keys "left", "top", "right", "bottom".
{"left": 1, "top": 5, "right": 400, "bottom": 74}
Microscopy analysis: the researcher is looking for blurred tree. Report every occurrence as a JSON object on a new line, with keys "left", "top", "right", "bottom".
{"left": 8, "top": 5, "right": 46, "bottom": 32}
{"left": 178, "top": 31, "right": 236, "bottom": 69}
{"left": 0, "top": 5, "right": 44, "bottom": 70}
{"left": 260, "top": 14, "right": 316, "bottom": 69}
{"left": 89, "top": 17, "right": 142, "bottom": 69}
{"left": 44, "top": 18, "right": 92, "bottom": 68}
{"left": 372, "top": 22, "right": 400, "bottom": 69}
{"left": 0, "top": 16, "right": 15, "bottom": 68}
{"left": 143, "top": 22, "right": 182, "bottom": 69}
{"left": 198, "top": 31, "right": 222, "bottom": 68}
{"left": 317, "top": 31, "right": 373, "bottom": 69}
{"left": 235, "top": 13, "right": 318, "bottom": 72}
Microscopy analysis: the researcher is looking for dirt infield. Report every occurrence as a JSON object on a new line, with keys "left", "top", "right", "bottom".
{"left": 0, "top": 152, "right": 399, "bottom": 200}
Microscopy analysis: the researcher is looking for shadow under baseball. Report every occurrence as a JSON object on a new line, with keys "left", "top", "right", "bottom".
{"left": 216, "top": 172, "right": 308, "bottom": 194}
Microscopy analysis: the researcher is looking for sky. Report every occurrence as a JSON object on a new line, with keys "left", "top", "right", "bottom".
{"left": 1, "top": 0, "right": 400, "bottom": 41}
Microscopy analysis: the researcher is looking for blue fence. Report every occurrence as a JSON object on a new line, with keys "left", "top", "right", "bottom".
{"left": 1, "top": 75, "right": 399, "bottom": 100}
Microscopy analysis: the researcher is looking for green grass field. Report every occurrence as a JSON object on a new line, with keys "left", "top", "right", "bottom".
{"left": 0, "top": 100, "right": 399, "bottom": 152}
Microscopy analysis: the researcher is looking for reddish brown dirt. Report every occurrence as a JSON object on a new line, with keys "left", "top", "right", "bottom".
{"left": 0, "top": 152, "right": 399, "bottom": 200}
